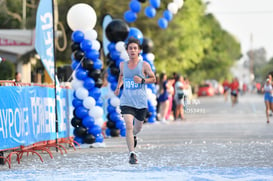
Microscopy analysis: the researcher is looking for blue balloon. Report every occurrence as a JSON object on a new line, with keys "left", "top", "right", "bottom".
{"left": 148, "top": 116, "right": 156, "bottom": 123}
{"left": 150, "top": 0, "right": 160, "bottom": 9}
{"left": 80, "top": 39, "right": 92, "bottom": 52}
{"left": 107, "top": 104, "right": 116, "bottom": 114}
{"left": 72, "top": 98, "right": 83, "bottom": 108}
{"left": 115, "top": 58, "right": 124, "bottom": 67}
{"left": 74, "top": 136, "right": 84, "bottom": 144}
{"left": 110, "top": 81, "right": 117, "bottom": 91}
{"left": 82, "top": 116, "right": 95, "bottom": 129}
{"left": 116, "top": 120, "right": 125, "bottom": 130}
{"left": 88, "top": 125, "right": 102, "bottom": 135}
{"left": 105, "top": 128, "right": 111, "bottom": 136}
{"left": 75, "top": 68, "right": 88, "bottom": 80}
{"left": 124, "top": 10, "right": 137, "bottom": 23}
{"left": 110, "top": 49, "right": 121, "bottom": 60}
{"left": 86, "top": 49, "right": 100, "bottom": 60}
{"left": 120, "top": 129, "right": 126, "bottom": 137}
{"left": 95, "top": 134, "right": 104, "bottom": 143}
{"left": 96, "top": 97, "right": 104, "bottom": 107}
{"left": 126, "top": 27, "right": 143, "bottom": 44}
{"left": 93, "top": 59, "right": 103, "bottom": 70}
{"left": 145, "top": 6, "right": 156, "bottom": 18}
{"left": 71, "top": 60, "right": 80, "bottom": 70}
{"left": 110, "top": 112, "right": 121, "bottom": 122}
{"left": 163, "top": 10, "right": 173, "bottom": 21}
{"left": 130, "top": 0, "right": 141, "bottom": 13}
{"left": 83, "top": 77, "right": 95, "bottom": 90}
{"left": 89, "top": 87, "right": 101, "bottom": 100}
{"left": 75, "top": 106, "right": 89, "bottom": 119}
{"left": 107, "top": 73, "right": 117, "bottom": 83}
{"left": 107, "top": 43, "right": 116, "bottom": 52}
{"left": 158, "top": 17, "right": 168, "bottom": 29}
{"left": 72, "top": 30, "right": 84, "bottom": 43}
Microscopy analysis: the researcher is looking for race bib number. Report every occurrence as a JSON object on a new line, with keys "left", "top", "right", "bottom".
{"left": 124, "top": 78, "right": 142, "bottom": 90}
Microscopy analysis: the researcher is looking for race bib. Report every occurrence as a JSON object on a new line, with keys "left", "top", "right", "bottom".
{"left": 124, "top": 78, "right": 142, "bottom": 90}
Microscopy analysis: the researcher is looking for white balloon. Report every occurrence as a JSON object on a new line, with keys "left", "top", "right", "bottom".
{"left": 67, "top": 3, "right": 97, "bottom": 31}
{"left": 168, "top": 2, "right": 178, "bottom": 14}
{"left": 174, "top": 0, "right": 184, "bottom": 9}
{"left": 110, "top": 97, "right": 120, "bottom": 107}
{"left": 146, "top": 53, "right": 155, "bottom": 62}
{"left": 75, "top": 87, "right": 89, "bottom": 100}
{"left": 91, "top": 40, "right": 101, "bottom": 51}
{"left": 89, "top": 106, "right": 103, "bottom": 119}
{"left": 151, "top": 99, "right": 157, "bottom": 107}
{"left": 84, "top": 29, "right": 98, "bottom": 41}
{"left": 83, "top": 96, "right": 96, "bottom": 109}
{"left": 115, "top": 41, "right": 125, "bottom": 52}
{"left": 146, "top": 88, "right": 153, "bottom": 97}
{"left": 94, "top": 118, "right": 104, "bottom": 127}
{"left": 71, "top": 78, "right": 83, "bottom": 90}
{"left": 120, "top": 50, "right": 129, "bottom": 61}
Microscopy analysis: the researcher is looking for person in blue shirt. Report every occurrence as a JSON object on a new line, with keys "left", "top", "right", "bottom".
{"left": 114, "top": 37, "right": 156, "bottom": 164}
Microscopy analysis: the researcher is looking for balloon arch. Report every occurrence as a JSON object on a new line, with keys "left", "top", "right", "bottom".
{"left": 66, "top": 0, "right": 184, "bottom": 145}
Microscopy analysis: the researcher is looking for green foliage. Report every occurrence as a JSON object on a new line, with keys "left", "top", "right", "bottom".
{"left": 0, "top": 0, "right": 242, "bottom": 85}
{"left": 0, "top": 60, "right": 15, "bottom": 80}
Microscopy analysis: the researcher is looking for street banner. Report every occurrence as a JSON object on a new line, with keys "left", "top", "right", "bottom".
{"left": 35, "top": 0, "right": 54, "bottom": 81}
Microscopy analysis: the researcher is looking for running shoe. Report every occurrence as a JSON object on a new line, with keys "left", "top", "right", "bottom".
{"left": 134, "top": 136, "right": 137, "bottom": 148}
{"left": 129, "top": 152, "right": 138, "bottom": 164}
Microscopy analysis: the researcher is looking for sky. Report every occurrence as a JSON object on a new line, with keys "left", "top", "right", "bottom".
{"left": 205, "top": 0, "right": 273, "bottom": 60}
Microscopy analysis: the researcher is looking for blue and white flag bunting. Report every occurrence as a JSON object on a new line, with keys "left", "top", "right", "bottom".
{"left": 35, "top": 0, "right": 54, "bottom": 81}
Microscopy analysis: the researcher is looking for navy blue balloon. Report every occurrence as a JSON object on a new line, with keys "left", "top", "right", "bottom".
{"left": 75, "top": 106, "right": 89, "bottom": 119}
{"left": 130, "top": 0, "right": 141, "bottom": 13}
{"left": 163, "top": 10, "right": 173, "bottom": 22}
{"left": 88, "top": 125, "right": 102, "bottom": 135}
{"left": 72, "top": 98, "right": 83, "bottom": 108}
{"left": 86, "top": 49, "right": 100, "bottom": 60}
{"left": 95, "top": 134, "right": 104, "bottom": 143}
{"left": 158, "top": 17, "right": 168, "bottom": 29}
{"left": 83, "top": 77, "right": 95, "bottom": 90}
{"left": 80, "top": 39, "right": 92, "bottom": 52}
{"left": 126, "top": 27, "right": 143, "bottom": 44}
{"left": 93, "top": 59, "right": 103, "bottom": 70}
{"left": 72, "top": 30, "right": 84, "bottom": 43}
{"left": 124, "top": 10, "right": 137, "bottom": 23}
{"left": 150, "top": 0, "right": 160, "bottom": 9}
{"left": 145, "top": 6, "right": 156, "bottom": 18}
{"left": 82, "top": 116, "right": 95, "bottom": 129}
{"left": 75, "top": 68, "right": 88, "bottom": 80}
{"left": 115, "top": 58, "right": 124, "bottom": 67}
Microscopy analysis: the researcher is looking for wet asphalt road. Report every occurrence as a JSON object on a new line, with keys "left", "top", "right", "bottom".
{"left": 1, "top": 93, "right": 273, "bottom": 180}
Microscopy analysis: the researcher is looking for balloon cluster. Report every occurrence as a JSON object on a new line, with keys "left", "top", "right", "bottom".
{"left": 124, "top": 0, "right": 184, "bottom": 29}
{"left": 104, "top": 19, "right": 131, "bottom": 137}
{"left": 67, "top": 3, "right": 104, "bottom": 144}
{"left": 158, "top": 0, "right": 184, "bottom": 29}
{"left": 141, "top": 38, "right": 157, "bottom": 123}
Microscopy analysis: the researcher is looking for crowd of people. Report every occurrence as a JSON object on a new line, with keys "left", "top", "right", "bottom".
{"left": 156, "top": 72, "right": 193, "bottom": 123}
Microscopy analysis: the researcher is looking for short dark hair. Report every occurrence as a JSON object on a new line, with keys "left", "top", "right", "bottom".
{"left": 125, "top": 37, "right": 142, "bottom": 50}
